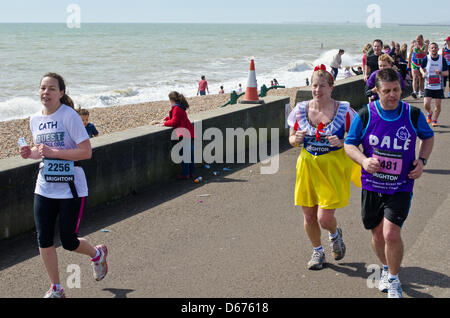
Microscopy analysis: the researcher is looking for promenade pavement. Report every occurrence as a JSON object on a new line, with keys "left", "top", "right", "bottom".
{"left": 0, "top": 96, "right": 449, "bottom": 298}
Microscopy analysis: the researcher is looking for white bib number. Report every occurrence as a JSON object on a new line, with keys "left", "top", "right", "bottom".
{"left": 44, "top": 159, "right": 75, "bottom": 183}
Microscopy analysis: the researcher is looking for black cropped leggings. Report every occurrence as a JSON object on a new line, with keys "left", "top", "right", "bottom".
{"left": 33, "top": 194, "right": 84, "bottom": 251}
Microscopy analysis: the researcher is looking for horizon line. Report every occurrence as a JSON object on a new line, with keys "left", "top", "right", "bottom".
{"left": 1, "top": 22, "right": 449, "bottom": 26}
{"left": 1, "top": 21, "right": 449, "bottom": 26}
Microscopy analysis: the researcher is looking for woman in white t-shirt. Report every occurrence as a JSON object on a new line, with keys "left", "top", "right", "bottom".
{"left": 19, "top": 73, "right": 108, "bottom": 298}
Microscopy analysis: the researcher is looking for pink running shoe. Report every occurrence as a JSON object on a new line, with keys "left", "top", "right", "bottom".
{"left": 44, "top": 286, "right": 66, "bottom": 298}
{"left": 91, "top": 245, "right": 108, "bottom": 281}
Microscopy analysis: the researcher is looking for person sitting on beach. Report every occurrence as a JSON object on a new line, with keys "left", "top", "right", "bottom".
{"left": 344, "top": 67, "right": 352, "bottom": 78}
{"left": 219, "top": 86, "right": 225, "bottom": 94}
{"left": 197, "top": 76, "right": 209, "bottom": 96}
{"left": 164, "top": 91, "right": 195, "bottom": 180}
{"left": 365, "top": 54, "right": 405, "bottom": 102}
{"left": 271, "top": 80, "right": 274, "bottom": 87}
{"left": 77, "top": 108, "right": 99, "bottom": 138}
{"left": 273, "top": 78, "right": 279, "bottom": 88}
{"left": 352, "top": 66, "right": 363, "bottom": 75}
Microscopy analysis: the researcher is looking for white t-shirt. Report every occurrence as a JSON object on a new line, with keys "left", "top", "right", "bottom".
{"left": 30, "top": 104, "right": 89, "bottom": 199}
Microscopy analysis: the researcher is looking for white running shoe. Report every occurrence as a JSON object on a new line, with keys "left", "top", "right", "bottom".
{"left": 307, "top": 250, "right": 326, "bottom": 270}
{"left": 379, "top": 269, "right": 389, "bottom": 293}
{"left": 91, "top": 245, "right": 108, "bottom": 281}
{"left": 388, "top": 278, "right": 403, "bottom": 298}
{"left": 330, "top": 227, "right": 346, "bottom": 261}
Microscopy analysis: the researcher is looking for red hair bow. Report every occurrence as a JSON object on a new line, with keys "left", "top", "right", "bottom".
{"left": 314, "top": 64, "right": 327, "bottom": 72}
{"left": 313, "top": 64, "right": 334, "bottom": 85}
{"left": 316, "top": 122, "right": 325, "bottom": 141}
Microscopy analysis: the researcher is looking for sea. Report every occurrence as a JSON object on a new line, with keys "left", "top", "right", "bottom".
{"left": 0, "top": 23, "right": 448, "bottom": 121}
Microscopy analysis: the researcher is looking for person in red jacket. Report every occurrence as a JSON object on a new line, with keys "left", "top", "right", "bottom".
{"left": 164, "top": 91, "right": 195, "bottom": 179}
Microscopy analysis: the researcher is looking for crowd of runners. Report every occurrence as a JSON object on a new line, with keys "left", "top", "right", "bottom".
{"left": 289, "top": 33, "right": 448, "bottom": 298}
{"left": 15, "top": 33, "right": 448, "bottom": 298}
{"left": 361, "top": 35, "right": 450, "bottom": 126}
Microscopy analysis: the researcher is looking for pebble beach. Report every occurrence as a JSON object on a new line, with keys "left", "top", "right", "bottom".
{"left": 0, "top": 87, "right": 301, "bottom": 160}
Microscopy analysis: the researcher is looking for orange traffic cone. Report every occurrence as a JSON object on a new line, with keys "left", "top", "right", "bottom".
{"left": 240, "top": 59, "right": 265, "bottom": 104}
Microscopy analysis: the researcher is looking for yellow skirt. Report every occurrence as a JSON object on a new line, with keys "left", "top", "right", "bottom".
{"left": 295, "top": 147, "right": 361, "bottom": 209}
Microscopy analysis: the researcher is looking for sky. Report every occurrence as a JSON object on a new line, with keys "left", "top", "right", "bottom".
{"left": 0, "top": 0, "right": 449, "bottom": 24}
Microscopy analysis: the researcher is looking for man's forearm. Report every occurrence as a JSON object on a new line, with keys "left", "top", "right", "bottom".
{"left": 418, "top": 136, "right": 434, "bottom": 160}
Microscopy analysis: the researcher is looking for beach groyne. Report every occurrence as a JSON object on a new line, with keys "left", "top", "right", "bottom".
{"left": 0, "top": 96, "right": 289, "bottom": 240}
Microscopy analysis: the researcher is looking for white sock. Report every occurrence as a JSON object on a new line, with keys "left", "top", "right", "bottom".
{"left": 329, "top": 230, "right": 338, "bottom": 240}
{"left": 382, "top": 264, "right": 388, "bottom": 271}
{"left": 388, "top": 273, "right": 399, "bottom": 282}
{"left": 52, "top": 284, "right": 61, "bottom": 291}
{"left": 313, "top": 245, "right": 324, "bottom": 254}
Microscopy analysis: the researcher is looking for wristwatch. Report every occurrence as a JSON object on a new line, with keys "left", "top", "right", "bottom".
{"left": 419, "top": 157, "right": 427, "bottom": 166}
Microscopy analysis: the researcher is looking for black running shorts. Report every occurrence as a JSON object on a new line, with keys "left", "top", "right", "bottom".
{"left": 361, "top": 190, "right": 412, "bottom": 230}
{"left": 424, "top": 89, "right": 445, "bottom": 99}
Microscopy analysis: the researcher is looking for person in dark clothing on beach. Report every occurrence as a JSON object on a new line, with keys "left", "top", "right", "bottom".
{"left": 77, "top": 108, "right": 99, "bottom": 138}
{"left": 352, "top": 66, "right": 363, "bottom": 75}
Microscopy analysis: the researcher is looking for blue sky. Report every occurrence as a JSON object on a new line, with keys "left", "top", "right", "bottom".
{"left": 1, "top": 0, "right": 449, "bottom": 24}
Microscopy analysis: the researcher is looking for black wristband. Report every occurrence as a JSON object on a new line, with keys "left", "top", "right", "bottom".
{"left": 419, "top": 157, "right": 427, "bottom": 166}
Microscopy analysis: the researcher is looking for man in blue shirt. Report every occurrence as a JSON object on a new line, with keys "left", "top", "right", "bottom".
{"left": 344, "top": 69, "right": 434, "bottom": 298}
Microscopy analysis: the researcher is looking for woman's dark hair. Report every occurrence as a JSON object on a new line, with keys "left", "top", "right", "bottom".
{"left": 169, "top": 91, "right": 189, "bottom": 109}
{"left": 375, "top": 68, "right": 401, "bottom": 90}
{"left": 41, "top": 72, "right": 74, "bottom": 108}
